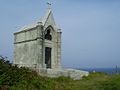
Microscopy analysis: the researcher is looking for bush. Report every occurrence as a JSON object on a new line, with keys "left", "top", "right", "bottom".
{"left": 0, "top": 56, "right": 120, "bottom": 90}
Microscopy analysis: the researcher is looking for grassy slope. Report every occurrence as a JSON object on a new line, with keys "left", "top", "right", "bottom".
{"left": 0, "top": 57, "right": 120, "bottom": 90}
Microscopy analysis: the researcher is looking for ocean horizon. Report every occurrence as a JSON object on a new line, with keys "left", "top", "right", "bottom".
{"left": 78, "top": 68, "right": 120, "bottom": 74}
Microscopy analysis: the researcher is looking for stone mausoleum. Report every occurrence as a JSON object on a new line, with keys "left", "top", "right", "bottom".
{"left": 14, "top": 6, "right": 89, "bottom": 80}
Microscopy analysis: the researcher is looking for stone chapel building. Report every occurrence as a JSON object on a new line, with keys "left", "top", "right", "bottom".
{"left": 14, "top": 8, "right": 61, "bottom": 69}
{"left": 14, "top": 6, "right": 89, "bottom": 80}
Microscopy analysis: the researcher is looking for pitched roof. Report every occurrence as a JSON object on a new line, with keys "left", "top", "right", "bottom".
{"left": 20, "top": 9, "right": 57, "bottom": 31}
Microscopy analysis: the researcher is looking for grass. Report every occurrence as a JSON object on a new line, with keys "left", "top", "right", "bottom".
{"left": 0, "top": 56, "right": 120, "bottom": 90}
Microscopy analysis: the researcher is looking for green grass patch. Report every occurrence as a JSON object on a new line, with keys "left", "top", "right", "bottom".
{"left": 0, "top": 57, "right": 120, "bottom": 90}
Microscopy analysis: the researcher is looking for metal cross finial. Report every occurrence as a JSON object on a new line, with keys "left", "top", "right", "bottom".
{"left": 47, "top": 0, "right": 52, "bottom": 9}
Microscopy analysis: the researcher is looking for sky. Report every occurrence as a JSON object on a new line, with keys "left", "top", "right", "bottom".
{"left": 0, "top": 0, "right": 120, "bottom": 68}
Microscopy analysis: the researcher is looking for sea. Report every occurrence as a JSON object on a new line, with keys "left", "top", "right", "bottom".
{"left": 79, "top": 68, "right": 120, "bottom": 74}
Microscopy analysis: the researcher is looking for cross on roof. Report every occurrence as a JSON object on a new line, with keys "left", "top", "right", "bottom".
{"left": 47, "top": 0, "right": 52, "bottom": 9}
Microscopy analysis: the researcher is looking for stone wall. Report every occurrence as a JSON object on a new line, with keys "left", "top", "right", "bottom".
{"left": 14, "top": 28, "right": 41, "bottom": 68}
{"left": 14, "top": 25, "right": 62, "bottom": 69}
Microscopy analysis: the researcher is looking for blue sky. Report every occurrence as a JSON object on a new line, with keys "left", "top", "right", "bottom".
{"left": 0, "top": 0, "right": 120, "bottom": 68}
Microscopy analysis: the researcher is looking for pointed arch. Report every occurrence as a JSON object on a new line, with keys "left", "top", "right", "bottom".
{"left": 45, "top": 25, "right": 54, "bottom": 40}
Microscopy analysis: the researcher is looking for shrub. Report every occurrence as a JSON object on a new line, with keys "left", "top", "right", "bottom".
{"left": 0, "top": 56, "right": 120, "bottom": 90}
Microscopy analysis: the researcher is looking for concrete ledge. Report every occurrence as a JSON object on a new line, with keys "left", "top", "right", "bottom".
{"left": 65, "top": 69, "right": 89, "bottom": 80}
{"left": 37, "top": 68, "right": 89, "bottom": 80}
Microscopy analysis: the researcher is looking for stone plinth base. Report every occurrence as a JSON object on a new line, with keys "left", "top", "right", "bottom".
{"left": 37, "top": 68, "right": 89, "bottom": 80}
